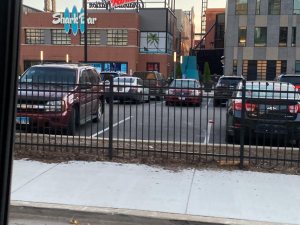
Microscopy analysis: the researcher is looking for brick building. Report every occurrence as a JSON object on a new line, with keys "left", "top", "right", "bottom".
{"left": 20, "top": 4, "right": 178, "bottom": 78}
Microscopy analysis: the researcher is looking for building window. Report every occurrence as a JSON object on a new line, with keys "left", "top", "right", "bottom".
{"left": 236, "top": 0, "right": 248, "bottom": 15}
{"left": 279, "top": 27, "right": 288, "bottom": 47}
{"left": 107, "top": 30, "right": 128, "bottom": 46}
{"left": 140, "top": 32, "right": 167, "bottom": 54}
{"left": 256, "top": 0, "right": 260, "bottom": 14}
{"left": 80, "top": 29, "right": 101, "bottom": 45}
{"left": 51, "top": 30, "right": 71, "bottom": 45}
{"left": 25, "top": 29, "right": 45, "bottom": 44}
{"left": 254, "top": 27, "right": 267, "bottom": 47}
{"left": 269, "top": 0, "right": 280, "bottom": 15}
{"left": 296, "top": 61, "right": 300, "bottom": 74}
{"left": 238, "top": 27, "right": 247, "bottom": 46}
{"left": 233, "top": 60, "right": 238, "bottom": 75}
{"left": 294, "top": 0, "right": 300, "bottom": 14}
{"left": 292, "top": 27, "right": 296, "bottom": 47}
{"left": 147, "top": 63, "right": 160, "bottom": 72}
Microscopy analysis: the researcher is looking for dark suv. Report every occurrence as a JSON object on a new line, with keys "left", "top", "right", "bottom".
{"left": 226, "top": 81, "right": 300, "bottom": 143}
{"left": 132, "top": 71, "right": 167, "bottom": 101}
{"left": 17, "top": 64, "right": 104, "bottom": 135}
{"left": 214, "top": 76, "right": 244, "bottom": 106}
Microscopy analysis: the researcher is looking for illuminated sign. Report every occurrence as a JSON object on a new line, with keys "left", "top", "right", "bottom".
{"left": 52, "top": 6, "right": 97, "bottom": 35}
{"left": 88, "top": 0, "right": 144, "bottom": 9}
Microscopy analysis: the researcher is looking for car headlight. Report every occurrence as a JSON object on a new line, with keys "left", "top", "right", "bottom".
{"left": 45, "top": 100, "right": 65, "bottom": 112}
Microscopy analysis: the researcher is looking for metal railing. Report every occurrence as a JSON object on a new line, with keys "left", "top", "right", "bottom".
{"left": 14, "top": 77, "right": 300, "bottom": 169}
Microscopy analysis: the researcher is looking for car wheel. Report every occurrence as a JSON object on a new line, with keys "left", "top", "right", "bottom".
{"left": 106, "top": 98, "right": 110, "bottom": 104}
{"left": 136, "top": 94, "right": 142, "bottom": 104}
{"left": 194, "top": 102, "right": 201, "bottom": 107}
{"left": 66, "top": 108, "right": 76, "bottom": 136}
{"left": 165, "top": 101, "right": 169, "bottom": 106}
{"left": 145, "top": 95, "right": 150, "bottom": 103}
{"left": 156, "top": 96, "right": 161, "bottom": 101}
{"left": 92, "top": 100, "right": 102, "bottom": 123}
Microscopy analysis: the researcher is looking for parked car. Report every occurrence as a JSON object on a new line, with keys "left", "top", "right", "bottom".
{"left": 132, "top": 71, "right": 167, "bottom": 101}
{"left": 105, "top": 77, "right": 149, "bottom": 104}
{"left": 277, "top": 74, "right": 300, "bottom": 89}
{"left": 226, "top": 81, "right": 300, "bottom": 143}
{"left": 100, "top": 72, "right": 128, "bottom": 81}
{"left": 165, "top": 79, "right": 202, "bottom": 106}
{"left": 17, "top": 64, "right": 104, "bottom": 135}
{"left": 214, "top": 76, "right": 244, "bottom": 107}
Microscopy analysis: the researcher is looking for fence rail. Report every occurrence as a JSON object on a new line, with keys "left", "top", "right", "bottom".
{"left": 15, "top": 77, "right": 300, "bottom": 168}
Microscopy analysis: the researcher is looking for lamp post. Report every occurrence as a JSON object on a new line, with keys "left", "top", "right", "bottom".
{"left": 173, "top": 52, "right": 177, "bottom": 79}
{"left": 40, "top": 51, "right": 44, "bottom": 64}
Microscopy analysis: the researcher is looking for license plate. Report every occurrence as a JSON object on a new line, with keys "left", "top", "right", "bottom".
{"left": 16, "top": 117, "right": 29, "bottom": 125}
{"left": 179, "top": 97, "right": 186, "bottom": 100}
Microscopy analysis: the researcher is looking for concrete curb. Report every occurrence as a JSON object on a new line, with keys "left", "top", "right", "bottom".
{"left": 10, "top": 201, "right": 294, "bottom": 225}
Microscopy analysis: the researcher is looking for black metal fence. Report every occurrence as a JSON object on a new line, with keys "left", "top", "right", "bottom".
{"left": 15, "top": 76, "right": 300, "bottom": 168}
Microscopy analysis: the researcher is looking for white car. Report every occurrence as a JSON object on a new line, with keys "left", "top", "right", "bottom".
{"left": 105, "top": 77, "right": 150, "bottom": 104}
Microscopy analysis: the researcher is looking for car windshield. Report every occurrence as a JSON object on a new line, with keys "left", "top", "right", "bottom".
{"left": 133, "top": 72, "right": 156, "bottom": 80}
{"left": 114, "top": 77, "right": 135, "bottom": 84}
{"left": 279, "top": 76, "right": 300, "bottom": 85}
{"left": 218, "top": 78, "right": 242, "bottom": 87}
{"left": 100, "top": 73, "right": 118, "bottom": 81}
{"left": 170, "top": 80, "right": 198, "bottom": 88}
{"left": 20, "top": 67, "right": 76, "bottom": 85}
{"left": 238, "top": 83, "right": 298, "bottom": 99}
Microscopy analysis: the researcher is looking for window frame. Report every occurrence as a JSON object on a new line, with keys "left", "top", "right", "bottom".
{"left": 268, "top": 0, "right": 281, "bottom": 15}
{"left": 254, "top": 27, "right": 267, "bottom": 47}
{"left": 51, "top": 29, "right": 71, "bottom": 45}
{"left": 25, "top": 29, "right": 45, "bottom": 44}
{"left": 235, "top": 0, "right": 248, "bottom": 15}
{"left": 279, "top": 27, "right": 288, "bottom": 47}
{"left": 107, "top": 29, "right": 128, "bottom": 46}
{"left": 80, "top": 29, "right": 101, "bottom": 45}
{"left": 238, "top": 27, "right": 247, "bottom": 47}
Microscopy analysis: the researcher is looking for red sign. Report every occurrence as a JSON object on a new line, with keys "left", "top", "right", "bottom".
{"left": 109, "top": 0, "right": 136, "bottom": 7}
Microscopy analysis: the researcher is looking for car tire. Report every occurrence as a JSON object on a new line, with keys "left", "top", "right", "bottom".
{"left": 92, "top": 100, "right": 102, "bottom": 123}
{"left": 165, "top": 101, "right": 169, "bottom": 106}
{"left": 194, "top": 102, "right": 201, "bottom": 107}
{"left": 106, "top": 98, "right": 110, "bottom": 104}
{"left": 66, "top": 108, "right": 76, "bottom": 136}
{"left": 156, "top": 96, "right": 161, "bottom": 101}
{"left": 136, "top": 94, "right": 142, "bottom": 104}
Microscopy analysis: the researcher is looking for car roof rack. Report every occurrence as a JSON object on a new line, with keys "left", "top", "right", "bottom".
{"left": 42, "top": 62, "right": 92, "bottom": 67}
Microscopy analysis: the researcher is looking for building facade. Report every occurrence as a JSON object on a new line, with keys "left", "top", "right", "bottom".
{"left": 225, "top": 0, "right": 300, "bottom": 80}
{"left": 20, "top": 4, "right": 178, "bottom": 78}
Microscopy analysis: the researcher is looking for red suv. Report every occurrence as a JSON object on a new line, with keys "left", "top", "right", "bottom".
{"left": 17, "top": 64, "right": 104, "bottom": 135}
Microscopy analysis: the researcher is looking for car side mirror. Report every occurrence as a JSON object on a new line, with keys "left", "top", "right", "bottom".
{"left": 80, "top": 82, "right": 92, "bottom": 89}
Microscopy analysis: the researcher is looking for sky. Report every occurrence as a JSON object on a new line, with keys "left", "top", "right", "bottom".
{"left": 23, "top": 0, "right": 226, "bottom": 33}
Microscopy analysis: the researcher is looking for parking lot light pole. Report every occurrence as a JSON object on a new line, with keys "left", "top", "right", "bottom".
{"left": 84, "top": 0, "right": 88, "bottom": 63}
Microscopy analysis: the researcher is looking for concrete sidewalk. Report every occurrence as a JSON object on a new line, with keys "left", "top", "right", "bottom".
{"left": 10, "top": 160, "right": 300, "bottom": 224}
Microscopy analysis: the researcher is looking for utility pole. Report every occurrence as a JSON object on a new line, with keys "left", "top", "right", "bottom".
{"left": 84, "top": 0, "right": 88, "bottom": 63}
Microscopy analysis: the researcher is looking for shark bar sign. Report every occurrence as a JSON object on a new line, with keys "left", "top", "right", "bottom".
{"left": 89, "top": 0, "right": 144, "bottom": 9}
{"left": 52, "top": 6, "right": 97, "bottom": 36}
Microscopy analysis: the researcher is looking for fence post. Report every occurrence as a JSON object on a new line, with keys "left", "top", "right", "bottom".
{"left": 239, "top": 79, "right": 246, "bottom": 169}
{"left": 108, "top": 75, "right": 114, "bottom": 160}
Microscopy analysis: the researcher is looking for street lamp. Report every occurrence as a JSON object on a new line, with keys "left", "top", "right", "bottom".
{"left": 180, "top": 55, "right": 183, "bottom": 64}
{"left": 173, "top": 52, "right": 177, "bottom": 79}
{"left": 40, "top": 51, "right": 44, "bottom": 64}
{"left": 66, "top": 54, "right": 69, "bottom": 63}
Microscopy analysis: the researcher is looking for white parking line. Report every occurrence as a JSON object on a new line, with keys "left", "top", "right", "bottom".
{"left": 91, "top": 116, "right": 133, "bottom": 137}
{"left": 205, "top": 98, "right": 212, "bottom": 109}
{"left": 203, "top": 122, "right": 213, "bottom": 144}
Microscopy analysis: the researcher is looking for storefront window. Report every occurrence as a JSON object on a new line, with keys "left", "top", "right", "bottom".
{"left": 25, "top": 29, "right": 45, "bottom": 44}
{"left": 147, "top": 63, "right": 160, "bottom": 72}
{"left": 107, "top": 30, "right": 128, "bottom": 46}
{"left": 80, "top": 29, "right": 101, "bottom": 45}
{"left": 51, "top": 29, "right": 71, "bottom": 45}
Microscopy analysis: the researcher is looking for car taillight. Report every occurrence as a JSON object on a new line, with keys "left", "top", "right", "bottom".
{"left": 245, "top": 103, "right": 256, "bottom": 112}
{"left": 130, "top": 87, "right": 138, "bottom": 90}
{"left": 288, "top": 105, "right": 300, "bottom": 114}
{"left": 105, "top": 86, "right": 110, "bottom": 89}
{"left": 234, "top": 101, "right": 242, "bottom": 111}
{"left": 156, "top": 82, "right": 159, "bottom": 87}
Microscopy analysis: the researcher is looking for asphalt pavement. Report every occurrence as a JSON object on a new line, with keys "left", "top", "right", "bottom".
{"left": 72, "top": 92, "right": 227, "bottom": 144}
